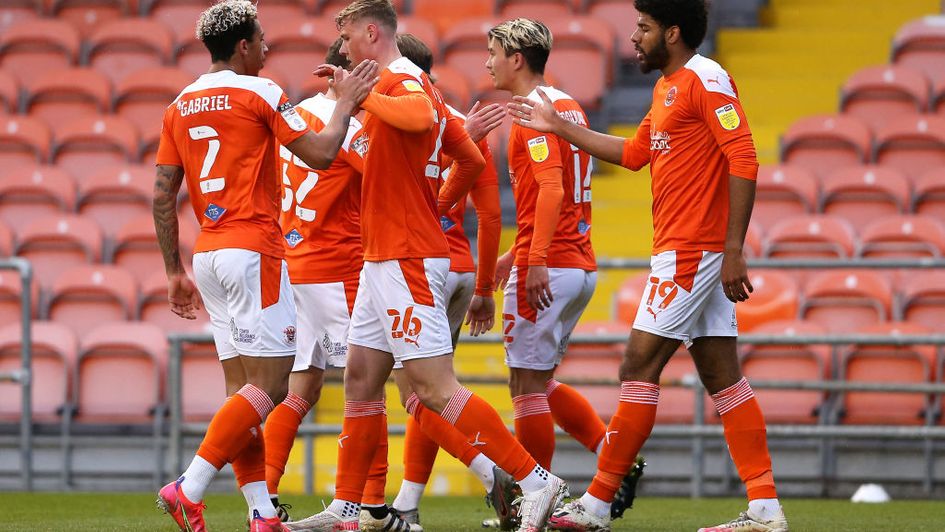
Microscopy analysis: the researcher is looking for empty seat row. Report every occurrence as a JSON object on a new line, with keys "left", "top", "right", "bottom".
{"left": 840, "top": 64, "right": 945, "bottom": 132}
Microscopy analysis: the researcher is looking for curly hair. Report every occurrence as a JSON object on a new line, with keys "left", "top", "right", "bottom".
{"left": 487, "top": 18, "right": 553, "bottom": 75}
{"left": 634, "top": 0, "right": 708, "bottom": 50}
{"left": 196, "top": 0, "right": 258, "bottom": 62}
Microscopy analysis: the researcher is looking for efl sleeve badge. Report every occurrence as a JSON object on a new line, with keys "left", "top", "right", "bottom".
{"left": 527, "top": 136, "right": 550, "bottom": 162}
{"left": 714, "top": 104, "right": 741, "bottom": 131}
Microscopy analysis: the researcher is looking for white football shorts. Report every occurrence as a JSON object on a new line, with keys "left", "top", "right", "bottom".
{"left": 502, "top": 267, "right": 597, "bottom": 370}
{"left": 631, "top": 250, "right": 737, "bottom": 345}
{"left": 348, "top": 258, "right": 454, "bottom": 363}
{"left": 290, "top": 278, "right": 358, "bottom": 371}
{"left": 193, "top": 248, "right": 297, "bottom": 361}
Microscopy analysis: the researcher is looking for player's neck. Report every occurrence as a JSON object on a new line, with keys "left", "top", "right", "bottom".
{"left": 325, "top": 87, "right": 338, "bottom": 101}
{"left": 374, "top": 44, "right": 402, "bottom": 71}
{"left": 511, "top": 73, "right": 547, "bottom": 98}
{"left": 661, "top": 50, "right": 697, "bottom": 78}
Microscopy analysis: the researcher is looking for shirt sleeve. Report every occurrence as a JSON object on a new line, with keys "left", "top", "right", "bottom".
{"left": 438, "top": 117, "right": 485, "bottom": 215}
{"left": 361, "top": 74, "right": 435, "bottom": 132}
{"left": 264, "top": 91, "right": 310, "bottom": 147}
{"left": 340, "top": 126, "right": 367, "bottom": 175}
{"left": 155, "top": 107, "right": 182, "bottom": 166}
{"left": 621, "top": 110, "right": 651, "bottom": 171}
{"left": 691, "top": 77, "right": 759, "bottom": 180}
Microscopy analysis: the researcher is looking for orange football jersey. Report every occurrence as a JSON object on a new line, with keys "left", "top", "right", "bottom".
{"left": 157, "top": 70, "right": 308, "bottom": 258}
{"left": 621, "top": 54, "right": 758, "bottom": 255}
{"left": 279, "top": 93, "right": 366, "bottom": 284}
{"left": 508, "top": 86, "right": 596, "bottom": 270}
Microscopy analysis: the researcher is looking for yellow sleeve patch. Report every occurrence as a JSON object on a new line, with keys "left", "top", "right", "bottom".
{"left": 527, "top": 136, "right": 549, "bottom": 163}
{"left": 714, "top": 104, "right": 741, "bottom": 131}
{"left": 402, "top": 79, "right": 424, "bottom": 93}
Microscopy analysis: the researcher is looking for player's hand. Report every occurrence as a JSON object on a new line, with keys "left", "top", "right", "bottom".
{"left": 312, "top": 64, "right": 337, "bottom": 78}
{"left": 463, "top": 100, "right": 505, "bottom": 143}
{"left": 525, "top": 265, "right": 553, "bottom": 311}
{"left": 721, "top": 249, "right": 753, "bottom": 303}
{"left": 465, "top": 295, "right": 496, "bottom": 336}
{"left": 495, "top": 252, "right": 513, "bottom": 291}
{"left": 506, "top": 87, "right": 560, "bottom": 133}
{"left": 167, "top": 272, "right": 202, "bottom": 320}
{"left": 332, "top": 59, "right": 379, "bottom": 106}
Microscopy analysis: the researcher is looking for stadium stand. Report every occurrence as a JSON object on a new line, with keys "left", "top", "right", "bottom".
{"left": 0, "top": 19, "right": 80, "bottom": 87}
{"left": 25, "top": 68, "right": 112, "bottom": 130}
{"left": 873, "top": 114, "right": 945, "bottom": 180}
{"left": 51, "top": 115, "right": 140, "bottom": 182}
{"left": 76, "top": 164, "right": 153, "bottom": 239}
{"left": 114, "top": 67, "right": 193, "bottom": 139}
{"left": 14, "top": 214, "right": 103, "bottom": 290}
{"left": 763, "top": 214, "right": 857, "bottom": 259}
{"left": 819, "top": 165, "right": 910, "bottom": 229}
{"left": 412, "top": 0, "right": 492, "bottom": 34}
{"left": 0, "top": 164, "right": 76, "bottom": 234}
{"left": 892, "top": 15, "right": 945, "bottom": 83}
{"left": 0, "top": 269, "right": 39, "bottom": 322}
{"left": 913, "top": 167, "right": 945, "bottom": 222}
{"left": 840, "top": 65, "right": 931, "bottom": 133}
{"left": 496, "top": 0, "right": 577, "bottom": 19}
{"left": 800, "top": 270, "right": 894, "bottom": 332}
{"left": 52, "top": 0, "right": 131, "bottom": 38}
{"left": 753, "top": 165, "right": 819, "bottom": 230}
{"left": 0, "top": 321, "right": 76, "bottom": 422}
{"left": 110, "top": 214, "right": 196, "bottom": 283}
{"left": 0, "top": 70, "right": 20, "bottom": 113}
{"left": 857, "top": 214, "right": 945, "bottom": 258}
{"left": 138, "top": 267, "right": 209, "bottom": 332}
{"left": 735, "top": 270, "right": 798, "bottom": 333}
{"left": 85, "top": 18, "right": 175, "bottom": 84}
{"left": 0, "top": 115, "right": 51, "bottom": 173}
{"left": 47, "top": 264, "right": 137, "bottom": 336}
{"left": 780, "top": 114, "right": 872, "bottom": 180}
{"left": 0, "top": 0, "right": 42, "bottom": 35}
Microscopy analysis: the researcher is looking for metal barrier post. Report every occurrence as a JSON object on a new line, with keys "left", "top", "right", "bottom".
{"left": 691, "top": 377, "right": 704, "bottom": 499}
{"left": 17, "top": 259, "right": 32, "bottom": 491}
{"left": 304, "top": 414, "right": 314, "bottom": 495}
{"left": 168, "top": 336, "right": 184, "bottom": 474}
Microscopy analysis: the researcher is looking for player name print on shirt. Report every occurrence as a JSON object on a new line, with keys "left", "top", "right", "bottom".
{"left": 177, "top": 94, "right": 232, "bottom": 117}
{"left": 527, "top": 136, "right": 549, "bottom": 162}
{"left": 715, "top": 103, "right": 741, "bottom": 130}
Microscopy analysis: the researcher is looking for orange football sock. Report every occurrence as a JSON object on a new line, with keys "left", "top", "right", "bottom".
{"left": 712, "top": 377, "right": 777, "bottom": 500}
{"left": 546, "top": 379, "right": 606, "bottom": 452}
{"left": 403, "top": 415, "right": 439, "bottom": 484}
{"left": 362, "top": 423, "right": 389, "bottom": 506}
{"left": 334, "top": 400, "right": 386, "bottom": 503}
{"left": 264, "top": 392, "right": 311, "bottom": 494}
{"left": 512, "top": 393, "right": 555, "bottom": 470}
{"left": 232, "top": 424, "right": 265, "bottom": 487}
{"left": 587, "top": 382, "right": 659, "bottom": 503}
{"left": 197, "top": 384, "right": 274, "bottom": 469}
{"left": 429, "top": 387, "right": 536, "bottom": 481}
{"left": 407, "top": 393, "right": 481, "bottom": 467}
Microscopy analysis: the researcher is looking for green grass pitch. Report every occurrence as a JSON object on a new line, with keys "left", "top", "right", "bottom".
{"left": 3, "top": 492, "right": 944, "bottom": 531}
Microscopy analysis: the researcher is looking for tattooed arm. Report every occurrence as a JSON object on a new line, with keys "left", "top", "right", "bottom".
{"left": 153, "top": 164, "right": 202, "bottom": 319}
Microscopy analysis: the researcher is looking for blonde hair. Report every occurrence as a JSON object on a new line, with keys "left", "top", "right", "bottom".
{"left": 335, "top": 0, "right": 397, "bottom": 31}
{"left": 488, "top": 18, "right": 553, "bottom": 74}
{"left": 195, "top": 0, "right": 257, "bottom": 41}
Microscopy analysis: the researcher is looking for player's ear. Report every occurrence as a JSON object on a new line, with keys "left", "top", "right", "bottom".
{"left": 366, "top": 22, "right": 378, "bottom": 43}
{"left": 665, "top": 25, "right": 681, "bottom": 46}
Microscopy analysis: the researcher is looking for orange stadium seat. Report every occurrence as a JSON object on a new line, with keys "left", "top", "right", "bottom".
{"left": 25, "top": 68, "right": 112, "bottom": 130}
{"left": 780, "top": 114, "right": 872, "bottom": 179}
{"left": 544, "top": 16, "right": 615, "bottom": 110}
{"left": 15, "top": 214, "right": 103, "bottom": 289}
{"left": 874, "top": 114, "right": 945, "bottom": 180}
{"left": 899, "top": 270, "right": 945, "bottom": 329}
{"left": 840, "top": 322, "right": 935, "bottom": 425}
{"left": 0, "top": 270, "right": 40, "bottom": 322}
{"left": 753, "top": 165, "right": 818, "bottom": 230}
{"left": 840, "top": 65, "right": 930, "bottom": 133}
{"left": 0, "top": 164, "right": 75, "bottom": 234}
{"left": 0, "top": 221, "right": 12, "bottom": 258}
{"left": 613, "top": 270, "right": 650, "bottom": 324}
{"left": 933, "top": 75, "right": 945, "bottom": 115}
{"left": 0, "top": 0, "right": 41, "bottom": 35}
{"left": 111, "top": 214, "right": 196, "bottom": 283}
{"left": 443, "top": 17, "right": 502, "bottom": 86}
{"left": 86, "top": 19, "right": 175, "bottom": 84}
{"left": 52, "top": 0, "right": 131, "bottom": 38}
{"left": 317, "top": 0, "right": 405, "bottom": 16}
{"left": 858, "top": 215, "right": 945, "bottom": 258}
{"left": 0, "top": 19, "right": 80, "bottom": 86}
{"left": 586, "top": 0, "right": 639, "bottom": 62}
{"left": 262, "top": 18, "right": 338, "bottom": 100}
{"left": 115, "top": 67, "right": 195, "bottom": 136}
{"left": 820, "top": 165, "right": 909, "bottom": 229}
{"left": 431, "top": 66, "right": 472, "bottom": 110}
{"left": 77, "top": 164, "right": 153, "bottom": 239}
{"left": 254, "top": 0, "right": 307, "bottom": 26}
{"left": 800, "top": 270, "right": 893, "bottom": 332}
{"left": 412, "top": 0, "right": 492, "bottom": 35}
{"left": 138, "top": 128, "right": 161, "bottom": 168}
{"left": 0, "top": 321, "right": 77, "bottom": 422}
{"left": 52, "top": 115, "right": 139, "bottom": 183}
{"left": 0, "top": 71, "right": 20, "bottom": 114}
{"left": 744, "top": 221, "right": 762, "bottom": 258}
{"left": 138, "top": 267, "right": 209, "bottom": 333}
{"left": 0, "top": 115, "right": 52, "bottom": 172}
{"left": 47, "top": 264, "right": 137, "bottom": 336}
{"left": 741, "top": 320, "right": 830, "bottom": 424}
{"left": 180, "top": 339, "right": 226, "bottom": 422}
{"left": 396, "top": 16, "right": 440, "bottom": 60}
{"left": 763, "top": 214, "right": 856, "bottom": 258}
{"left": 892, "top": 16, "right": 945, "bottom": 83}
{"left": 497, "top": 0, "right": 577, "bottom": 19}
{"left": 735, "top": 270, "right": 799, "bottom": 332}
{"left": 913, "top": 167, "right": 945, "bottom": 223}
{"left": 73, "top": 321, "right": 167, "bottom": 424}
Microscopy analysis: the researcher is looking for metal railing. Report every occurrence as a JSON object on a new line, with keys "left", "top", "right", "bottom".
{"left": 167, "top": 331, "right": 945, "bottom": 498}
{"left": 0, "top": 258, "right": 33, "bottom": 491}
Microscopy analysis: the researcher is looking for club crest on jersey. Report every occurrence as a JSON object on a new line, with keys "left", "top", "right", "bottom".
{"left": 664, "top": 86, "right": 678, "bottom": 107}
{"left": 715, "top": 104, "right": 741, "bottom": 130}
{"left": 284, "top": 229, "right": 304, "bottom": 248}
{"left": 283, "top": 325, "right": 296, "bottom": 345}
{"left": 578, "top": 219, "right": 591, "bottom": 235}
{"left": 527, "top": 136, "right": 549, "bottom": 163}
{"left": 440, "top": 215, "right": 457, "bottom": 232}
{"left": 204, "top": 203, "right": 226, "bottom": 222}
{"left": 402, "top": 79, "right": 424, "bottom": 93}
{"left": 351, "top": 135, "right": 369, "bottom": 157}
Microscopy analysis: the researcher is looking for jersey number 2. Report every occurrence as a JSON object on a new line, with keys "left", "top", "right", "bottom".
{"left": 188, "top": 125, "right": 225, "bottom": 193}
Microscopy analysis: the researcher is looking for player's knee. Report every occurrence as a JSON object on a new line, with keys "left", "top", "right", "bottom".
{"left": 413, "top": 384, "right": 452, "bottom": 413}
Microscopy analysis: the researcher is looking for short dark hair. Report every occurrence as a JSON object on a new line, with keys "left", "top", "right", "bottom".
{"left": 634, "top": 0, "right": 708, "bottom": 50}
{"left": 325, "top": 37, "right": 351, "bottom": 69}
{"left": 397, "top": 33, "right": 433, "bottom": 74}
{"left": 335, "top": 0, "right": 398, "bottom": 32}
{"left": 196, "top": 0, "right": 258, "bottom": 63}
{"left": 488, "top": 18, "right": 553, "bottom": 75}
